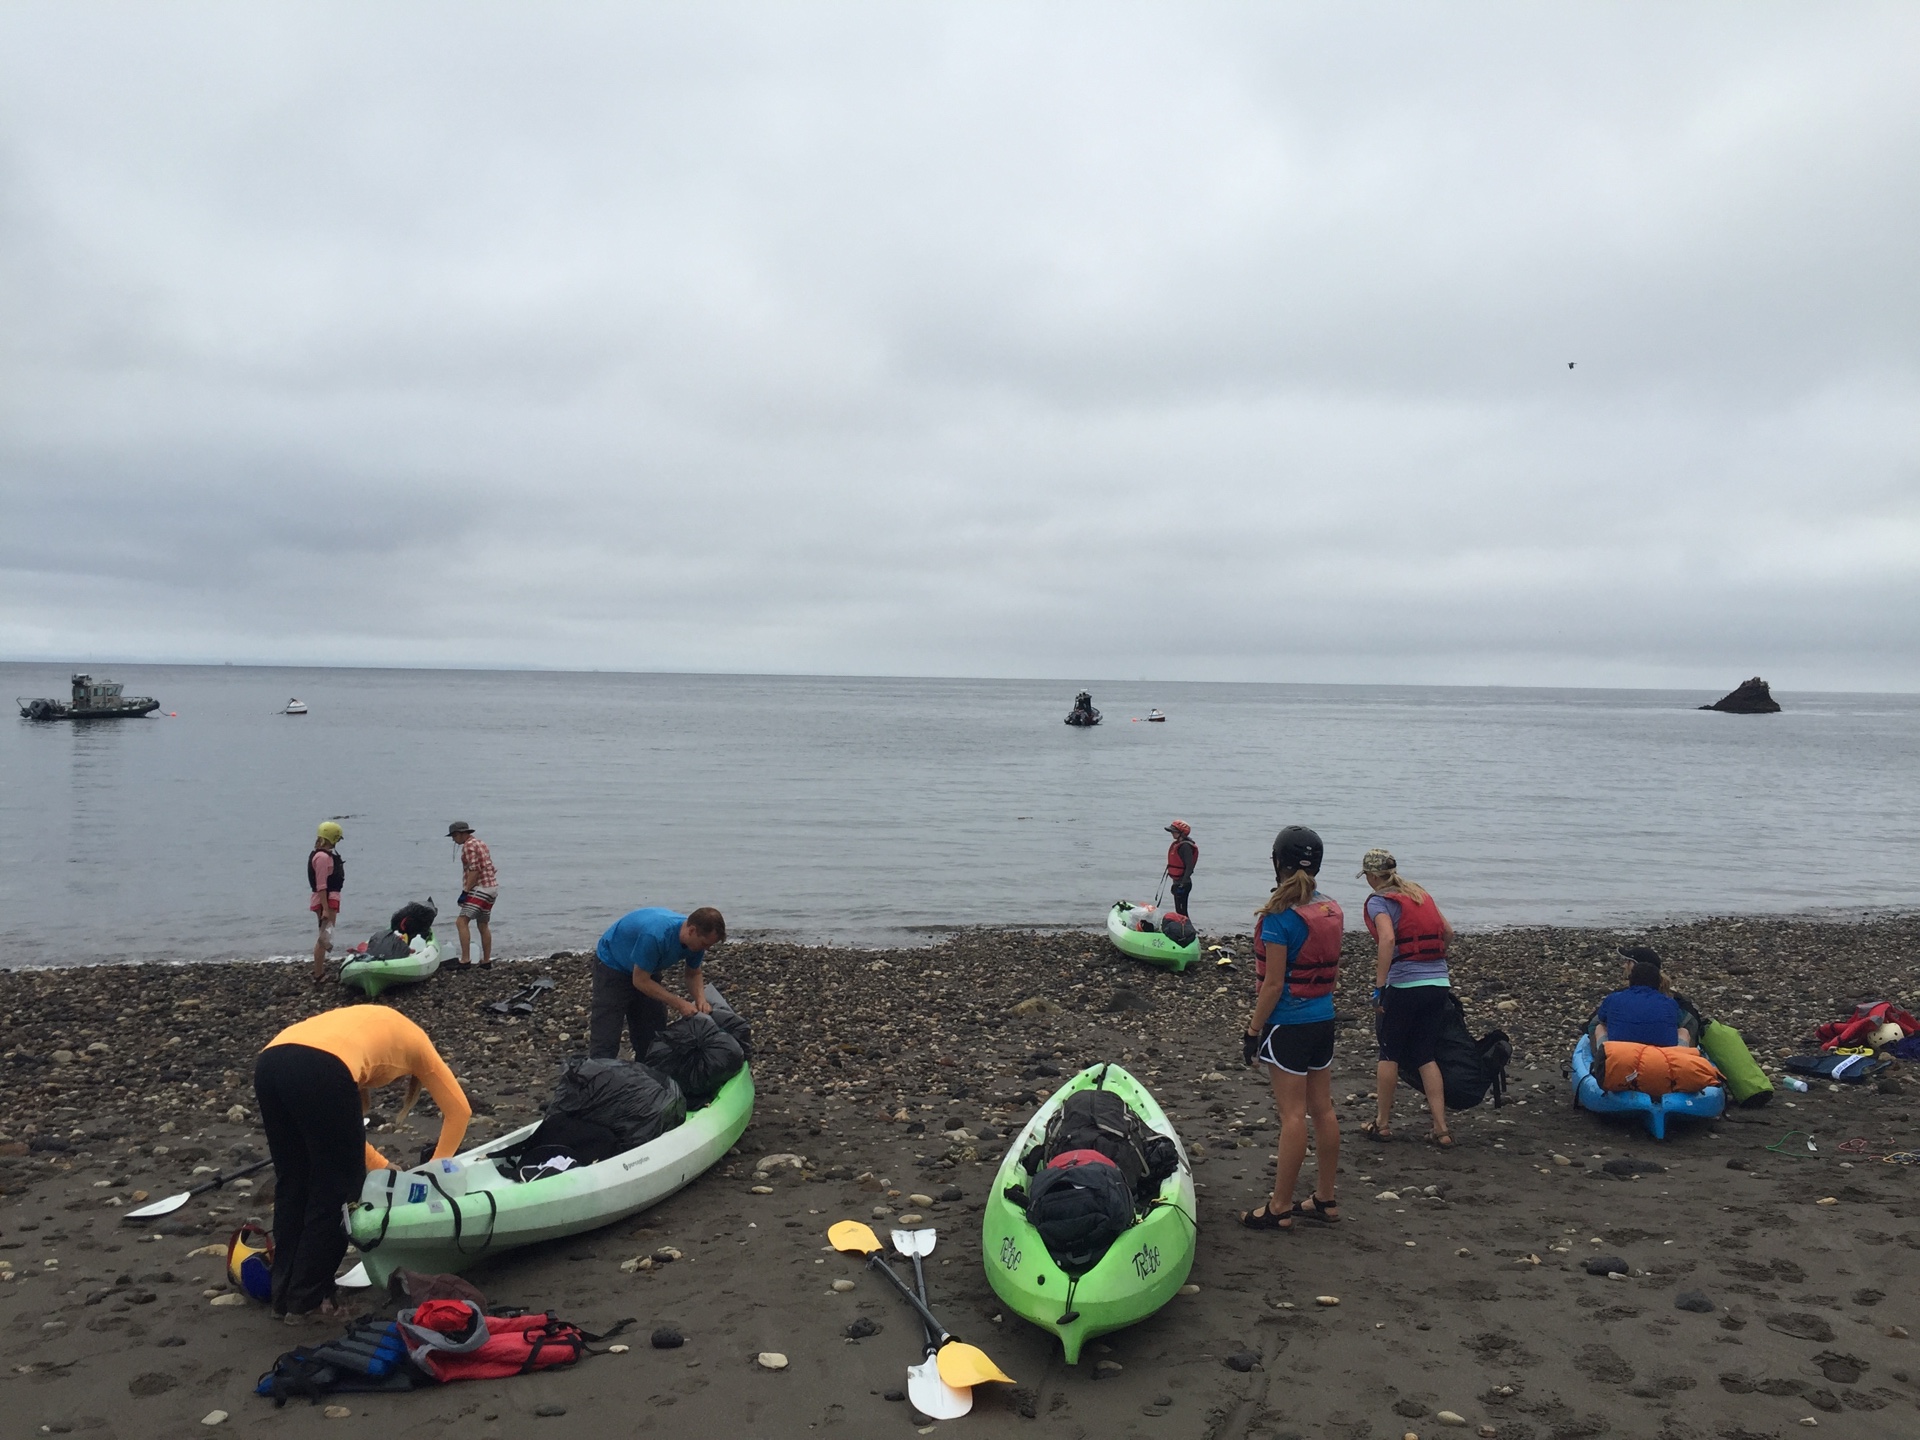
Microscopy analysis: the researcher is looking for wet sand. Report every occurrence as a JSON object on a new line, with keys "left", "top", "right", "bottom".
{"left": 2, "top": 915, "right": 1916, "bottom": 1438}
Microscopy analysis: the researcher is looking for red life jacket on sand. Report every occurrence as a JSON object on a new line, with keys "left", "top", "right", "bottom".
{"left": 400, "top": 1302, "right": 593, "bottom": 1383}
{"left": 1816, "top": 1000, "right": 1920, "bottom": 1051}
{"left": 1165, "top": 839, "right": 1198, "bottom": 880}
{"left": 1252, "top": 897, "right": 1344, "bottom": 997}
{"left": 1362, "top": 889, "right": 1447, "bottom": 963}
{"left": 1047, "top": 1148, "right": 1118, "bottom": 1171}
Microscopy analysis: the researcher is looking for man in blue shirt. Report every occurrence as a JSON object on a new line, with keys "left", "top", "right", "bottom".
{"left": 589, "top": 906, "right": 727, "bottom": 1061}
{"left": 1593, "top": 956, "right": 1690, "bottom": 1050}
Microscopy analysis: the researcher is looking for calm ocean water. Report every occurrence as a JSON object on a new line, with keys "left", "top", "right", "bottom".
{"left": 2, "top": 664, "right": 1916, "bottom": 968}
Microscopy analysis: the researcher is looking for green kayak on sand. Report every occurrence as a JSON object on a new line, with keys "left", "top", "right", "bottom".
{"left": 1106, "top": 902, "right": 1198, "bottom": 971}
{"left": 348, "top": 1065, "right": 754, "bottom": 1285}
{"left": 338, "top": 934, "right": 443, "bottom": 999}
{"left": 982, "top": 1063, "right": 1196, "bottom": 1364}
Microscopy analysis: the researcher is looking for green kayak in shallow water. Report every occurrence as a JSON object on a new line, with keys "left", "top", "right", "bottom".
{"left": 982, "top": 1063, "right": 1196, "bottom": 1364}
{"left": 1106, "top": 902, "right": 1199, "bottom": 971}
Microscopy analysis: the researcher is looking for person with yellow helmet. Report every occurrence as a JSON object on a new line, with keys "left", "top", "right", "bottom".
{"left": 308, "top": 822, "right": 346, "bottom": 985}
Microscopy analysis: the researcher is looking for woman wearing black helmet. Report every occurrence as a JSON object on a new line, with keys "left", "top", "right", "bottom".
{"left": 1239, "top": 826, "right": 1346, "bottom": 1230}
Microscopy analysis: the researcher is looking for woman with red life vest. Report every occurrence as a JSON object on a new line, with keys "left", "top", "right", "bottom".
{"left": 1239, "top": 826, "right": 1346, "bottom": 1230}
{"left": 1358, "top": 848, "right": 1457, "bottom": 1147}
{"left": 1163, "top": 820, "right": 1198, "bottom": 919}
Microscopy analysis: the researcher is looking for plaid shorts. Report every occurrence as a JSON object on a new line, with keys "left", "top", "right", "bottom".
{"left": 458, "top": 888, "right": 497, "bottom": 919}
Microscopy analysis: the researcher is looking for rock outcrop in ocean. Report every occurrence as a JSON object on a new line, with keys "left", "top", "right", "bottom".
{"left": 1700, "top": 677, "right": 1781, "bottom": 713}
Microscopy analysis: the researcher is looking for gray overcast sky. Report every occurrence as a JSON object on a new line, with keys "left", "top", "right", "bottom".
{"left": 2, "top": 3, "right": 1916, "bottom": 689}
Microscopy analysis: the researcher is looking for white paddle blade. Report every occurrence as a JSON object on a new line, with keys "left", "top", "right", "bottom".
{"left": 907, "top": 1355, "right": 972, "bottom": 1419}
{"left": 123, "top": 1193, "right": 190, "bottom": 1220}
{"left": 334, "top": 1262, "right": 372, "bottom": 1288}
{"left": 907, "top": 1228, "right": 935, "bottom": 1257}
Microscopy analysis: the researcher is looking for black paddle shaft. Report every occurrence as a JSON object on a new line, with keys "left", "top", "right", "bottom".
{"left": 123, "top": 1156, "right": 274, "bottom": 1221}
{"left": 908, "top": 1250, "right": 939, "bottom": 1352}
{"left": 866, "top": 1253, "right": 956, "bottom": 1347}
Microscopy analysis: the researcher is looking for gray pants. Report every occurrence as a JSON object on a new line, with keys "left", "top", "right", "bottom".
{"left": 589, "top": 960, "right": 668, "bottom": 1061}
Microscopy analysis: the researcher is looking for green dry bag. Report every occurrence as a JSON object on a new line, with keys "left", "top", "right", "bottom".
{"left": 1700, "top": 1020, "right": 1771, "bottom": 1107}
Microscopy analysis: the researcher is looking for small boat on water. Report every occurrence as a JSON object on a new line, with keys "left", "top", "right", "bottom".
{"left": 1065, "top": 690, "right": 1101, "bottom": 727}
{"left": 1145, "top": 709, "right": 1166, "bottom": 722}
{"left": 17, "top": 674, "right": 161, "bottom": 722}
{"left": 283, "top": 699, "right": 308, "bottom": 715}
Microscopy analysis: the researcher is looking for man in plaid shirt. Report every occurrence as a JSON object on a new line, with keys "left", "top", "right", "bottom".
{"left": 447, "top": 821, "right": 499, "bottom": 970}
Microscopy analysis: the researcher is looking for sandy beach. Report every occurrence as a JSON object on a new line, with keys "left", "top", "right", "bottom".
{"left": 3, "top": 915, "right": 1916, "bottom": 1438}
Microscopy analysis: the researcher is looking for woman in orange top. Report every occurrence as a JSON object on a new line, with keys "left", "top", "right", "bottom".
{"left": 254, "top": 1006, "right": 471, "bottom": 1316}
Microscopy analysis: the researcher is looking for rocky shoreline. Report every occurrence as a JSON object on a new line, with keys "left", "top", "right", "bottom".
{"left": 3, "top": 915, "right": 1917, "bottom": 1438}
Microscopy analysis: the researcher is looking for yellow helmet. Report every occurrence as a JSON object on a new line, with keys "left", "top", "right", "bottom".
{"left": 316, "top": 821, "right": 344, "bottom": 845}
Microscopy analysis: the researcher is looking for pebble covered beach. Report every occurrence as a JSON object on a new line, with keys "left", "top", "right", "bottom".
{"left": 2, "top": 914, "right": 1916, "bottom": 1437}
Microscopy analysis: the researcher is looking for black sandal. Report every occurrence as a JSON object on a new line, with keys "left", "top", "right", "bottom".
{"left": 1429, "top": 1130, "right": 1455, "bottom": 1149}
{"left": 1287, "top": 1195, "right": 1341, "bottom": 1225}
{"left": 1238, "top": 1202, "right": 1288, "bottom": 1230}
{"left": 1361, "top": 1120, "right": 1392, "bottom": 1142}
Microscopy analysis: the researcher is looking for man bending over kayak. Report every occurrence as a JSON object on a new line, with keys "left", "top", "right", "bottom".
{"left": 589, "top": 906, "right": 726, "bottom": 1061}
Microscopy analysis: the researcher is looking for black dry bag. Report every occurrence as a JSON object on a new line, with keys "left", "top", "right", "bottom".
{"left": 1025, "top": 1157, "right": 1135, "bottom": 1276}
{"left": 645, "top": 1014, "right": 747, "bottom": 1102}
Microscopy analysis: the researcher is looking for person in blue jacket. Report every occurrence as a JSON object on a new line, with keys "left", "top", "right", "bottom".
{"left": 589, "top": 906, "right": 726, "bottom": 1060}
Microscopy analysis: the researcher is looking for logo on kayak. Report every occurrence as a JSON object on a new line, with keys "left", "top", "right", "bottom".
{"left": 999, "top": 1236, "right": 1022, "bottom": 1271}
{"left": 1131, "top": 1243, "right": 1160, "bottom": 1280}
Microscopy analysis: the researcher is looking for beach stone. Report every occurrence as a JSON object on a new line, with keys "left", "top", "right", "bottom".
{"left": 651, "top": 1326, "right": 684, "bottom": 1349}
{"left": 1011, "top": 998, "right": 1059, "bottom": 1017}
{"left": 1093, "top": 1359, "right": 1123, "bottom": 1378}
{"left": 1315, "top": 1295, "right": 1340, "bottom": 1307}
{"left": 225, "top": 1106, "right": 247, "bottom": 1123}
{"left": 200, "top": 1413, "right": 228, "bottom": 1427}
{"left": 757, "top": 1352, "right": 788, "bottom": 1370}
{"left": 1437, "top": 1412, "right": 1468, "bottom": 1427}
{"left": 1768, "top": 1313, "right": 1837, "bottom": 1343}
{"left": 750, "top": 1185, "right": 773, "bottom": 1194}
{"left": 323, "top": 1406, "right": 352, "bottom": 1418}
{"left": 1178, "top": 1284, "right": 1200, "bottom": 1295}
{"left": 534, "top": 1403, "right": 567, "bottom": 1416}
{"left": 607, "top": 1344, "right": 629, "bottom": 1353}
{"left": 907, "top": 1193, "right": 935, "bottom": 1206}
{"left": 52, "top": 1050, "right": 74, "bottom": 1065}
{"left": 832, "top": 1279, "right": 855, "bottom": 1292}
{"left": 652, "top": 1247, "right": 682, "bottom": 1263}
{"left": 208, "top": 1292, "right": 246, "bottom": 1306}
{"left": 1584, "top": 1256, "right": 1629, "bottom": 1276}
{"left": 1675, "top": 1291, "right": 1715, "bottom": 1313}
{"left": 937, "top": 1186, "right": 963, "bottom": 1202}
{"left": 845, "top": 1317, "right": 880, "bottom": 1339}
{"left": 884, "top": 1388, "right": 906, "bottom": 1401}
{"left": 1226, "top": 1351, "right": 1259, "bottom": 1372}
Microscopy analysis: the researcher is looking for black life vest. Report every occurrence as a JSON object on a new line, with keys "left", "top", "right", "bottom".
{"left": 308, "top": 846, "right": 345, "bottom": 894}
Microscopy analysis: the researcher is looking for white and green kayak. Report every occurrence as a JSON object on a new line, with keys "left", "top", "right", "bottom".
{"left": 339, "top": 934, "right": 443, "bottom": 999}
{"left": 982, "top": 1063, "right": 1196, "bottom": 1364}
{"left": 1106, "top": 902, "right": 1199, "bottom": 972}
{"left": 348, "top": 1064, "right": 754, "bottom": 1285}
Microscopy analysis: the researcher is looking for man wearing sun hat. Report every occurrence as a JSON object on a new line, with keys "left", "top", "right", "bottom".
{"left": 447, "top": 821, "right": 499, "bottom": 971}
{"left": 308, "top": 821, "right": 346, "bottom": 985}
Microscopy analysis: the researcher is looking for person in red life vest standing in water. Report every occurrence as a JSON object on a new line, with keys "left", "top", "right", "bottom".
{"left": 307, "top": 821, "right": 345, "bottom": 986}
{"left": 589, "top": 906, "right": 726, "bottom": 1060}
{"left": 447, "top": 821, "right": 498, "bottom": 971}
{"left": 1164, "top": 819, "right": 1198, "bottom": 920}
{"left": 1240, "top": 825, "right": 1345, "bottom": 1230}
{"left": 1358, "top": 848, "right": 1458, "bottom": 1147}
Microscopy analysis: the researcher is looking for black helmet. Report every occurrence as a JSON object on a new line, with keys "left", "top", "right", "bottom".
{"left": 1272, "top": 826, "right": 1324, "bottom": 877}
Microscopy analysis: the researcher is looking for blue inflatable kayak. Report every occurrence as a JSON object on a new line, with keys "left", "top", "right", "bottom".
{"left": 1569, "top": 1035, "right": 1724, "bottom": 1139}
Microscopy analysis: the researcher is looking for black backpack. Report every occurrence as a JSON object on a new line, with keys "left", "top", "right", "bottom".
{"left": 1024, "top": 1158, "right": 1135, "bottom": 1276}
{"left": 1159, "top": 914, "right": 1197, "bottom": 946}
{"left": 1406, "top": 991, "right": 1510, "bottom": 1111}
{"left": 1030, "top": 1087, "right": 1179, "bottom": 1201}
{"left": 391, "top": 900, "right": 438, "bottom": 939}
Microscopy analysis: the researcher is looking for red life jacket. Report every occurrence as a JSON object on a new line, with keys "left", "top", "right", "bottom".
{"left": 401, "top": 1302, "right": 591, "bottom": 1383}
{"left": 1252, "top": 896, "right": 1344, "bottom": 998}
{"left": 1362, "top": 889, "right": 1447, "bottom": 963}
{"left": 1165, "top": 838, "right": 1198, "bottom": 880}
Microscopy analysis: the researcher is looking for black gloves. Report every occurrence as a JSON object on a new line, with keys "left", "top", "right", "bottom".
{"left": 1242, "top": 1031, "right": 1260, "bottom": 1066}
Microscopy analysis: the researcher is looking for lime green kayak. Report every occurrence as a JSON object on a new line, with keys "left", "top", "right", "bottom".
{"left": 1106, "top": 902, "right": 1198, "bottom": 971}
{"left": 982, "top": 1063, "right": 1196, "bottom": 1364}
{"left": 348, "top": 1065, "right": 753, "bottom": 1285}
{"left": 338, "top": 934, "right": 443, "bottom": 999}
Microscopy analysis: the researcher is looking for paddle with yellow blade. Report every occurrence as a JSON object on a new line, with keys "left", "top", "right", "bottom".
{"left": 828, "top": 1221, "right": 1014, "bottom": 1390}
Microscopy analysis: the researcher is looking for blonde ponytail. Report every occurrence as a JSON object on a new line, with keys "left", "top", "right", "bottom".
{"left": 1377, "top": 869, "right": 1429, "bottom": 903}
{"left": 1255, "top": 868, "right": 1318, "bottom": 920}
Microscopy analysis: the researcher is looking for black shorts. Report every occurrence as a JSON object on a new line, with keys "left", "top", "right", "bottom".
{"left": 1377, "top": 985, "right": 1452, "bottom": 1070}
{"left": 1256, "top": 1019, "right": 1336, "bottom": 1075}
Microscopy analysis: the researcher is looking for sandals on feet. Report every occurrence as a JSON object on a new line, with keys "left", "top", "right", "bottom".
{"left": 1287, "top": 1195, "right": 1341, "bottom": 1225}
{"left": 1429, "top": 1130, "right": 1455, "bottom": 1149}
{"left": 1238, "top": 1202, "right": 1288, "bottom": 1230}
{"left": 1361, "top": 1120, "right": 1392, "bottom": 1142}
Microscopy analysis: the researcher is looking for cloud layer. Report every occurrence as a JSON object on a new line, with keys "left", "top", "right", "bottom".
{"left": 3, "top": 3, "right": 1916, "bottom": 686}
